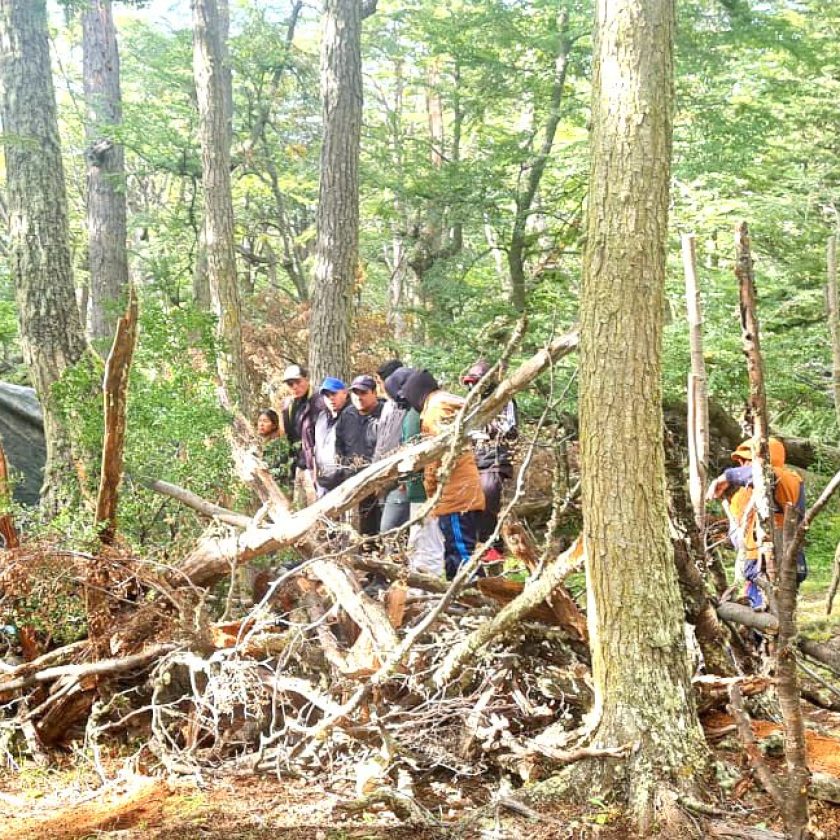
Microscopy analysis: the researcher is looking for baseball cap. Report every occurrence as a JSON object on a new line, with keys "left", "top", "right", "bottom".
{"left": 349, "top": 375, "right": 376, "bottom": 393}
{"left": 282, "top": 364, "right": 307, "bottom": 383}
{"left": 318, "top": 376, "right": 347, "bottom": 394}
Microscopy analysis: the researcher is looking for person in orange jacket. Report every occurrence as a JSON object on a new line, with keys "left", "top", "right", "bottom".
{"left": 401, "top": 369, "right": 486, "bottom": 580}
{"left": 707, "top": 436, "right": 806, "bottom": 608}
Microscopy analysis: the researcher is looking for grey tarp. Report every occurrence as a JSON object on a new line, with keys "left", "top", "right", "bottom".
{"left": 0, "top": 382, "right": 45, "bottom": 505}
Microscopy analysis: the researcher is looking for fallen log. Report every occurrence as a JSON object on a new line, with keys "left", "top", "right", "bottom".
{"left": 798, "top": 638, "right": 840, "bottom": 676}
{"left": 716, "top": 602, "right": 779, "bottom": 633}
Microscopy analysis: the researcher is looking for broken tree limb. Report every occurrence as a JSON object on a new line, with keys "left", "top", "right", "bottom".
{"left": 433, "top": 538, "right": 584, "bottom": 687}
{"left": 798, "top": 638, "right": 840, "bottom": 677}
{"left": 143, "top": 478, "right": 252, "bottom": 528}
{"left": 0, "top": 643, "right": 177, "bottom": 693}
{"left": 176, "top": 328, "right": 580, "bottom": 586}
{"left": 95, "top": 285, "right": 139, "bottom": 544}
{"left": 694, "top": 675, "right": 770, "bottom": 714}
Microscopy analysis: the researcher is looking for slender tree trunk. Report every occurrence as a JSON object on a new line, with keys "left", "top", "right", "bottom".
{"left": 579, "top": 0, "right": 707, "bottom": 824}
{"left": 735, "top": 222, "right": 776, "bottom": 578}
{"left": 82, "top": 0, "right": 129, "bottom": 346}
{"left": 192, "top": 0, "right": 249, "bottom": 412}
{"left": 508, "top": 8, "right": 571, "bottom": 312}
{"left": 0, "top": 0, "right": 88, "bottom": 514}
{"left": 308, "top": 0, "right": 362, "bottom": 384}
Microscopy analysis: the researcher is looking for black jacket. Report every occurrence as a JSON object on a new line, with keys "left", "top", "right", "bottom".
{"left": 336, "top": 401, "right": 384, "bottom": 470}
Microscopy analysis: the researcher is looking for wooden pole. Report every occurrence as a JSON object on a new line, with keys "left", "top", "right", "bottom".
{"left": 682, "top": 233, "right": 709, "bottom": 532}
{"left": 734, "top": 221, "right": 776, "bottom": 581}
{"left": 828, "top": 234, "right": 840, "bottom": 430}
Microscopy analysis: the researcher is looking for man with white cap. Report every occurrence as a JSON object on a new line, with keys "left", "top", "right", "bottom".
{"left": 277, "top": 363, "right": 318, "bottom": 506}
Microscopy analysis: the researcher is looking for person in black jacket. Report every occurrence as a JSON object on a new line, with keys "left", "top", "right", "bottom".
{"left": 278, "top": 364, "right": 320, "bottom": 506}
{"left": 336, "top": 375, "right": 385, "bottom": 537}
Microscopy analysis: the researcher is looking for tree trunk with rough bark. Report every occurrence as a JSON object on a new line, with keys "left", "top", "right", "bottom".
{"left": 0, "top": 0, "right": 89, "bottom": 514}
{"left": 192, "top": 0, "right": 249, "bottom": 412}
{"left": 82, "top": 0, "right": 129, "bottom": 346}
{"left": 577, "top": 0, "right": 708, "bottom": 824}
{"left": 308, "top": 0, "right": 362, "bottom": 384}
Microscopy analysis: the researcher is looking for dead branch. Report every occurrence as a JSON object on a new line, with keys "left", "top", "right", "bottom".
{"left": 827, "top": 539, "right": 840, "bottom": 615}
{"left": 0, "top": 643, "right": 176, "bottom": 692}
{"left": 716, "top": 601, "right": 778, "bottom": 634}
{"left": 694, "top": 675, "right": 770, "bottom": 714}
{"left": 433, "top": 538, "right": 584, "bottom": 686}
{"left": 798, "top": 638, "right": 840, "bottom": 677}
{"left": 0, "top": 437, "right": 18, "bottom": 548}
{"left": 735, "top": 220, "right": 776, "bottom": 580}
{"left": 143, "top": 478, "right": 252, "bottom": 528}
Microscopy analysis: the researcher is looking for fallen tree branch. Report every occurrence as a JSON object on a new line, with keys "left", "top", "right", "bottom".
{"left": 433, "top": 538, "right": 584, "bottom": 686}
{"left": 142, "top": 478, "right": 252, "bottom": 528}
{"left": 0, "top": 644, "right": 177, "bottom": 692}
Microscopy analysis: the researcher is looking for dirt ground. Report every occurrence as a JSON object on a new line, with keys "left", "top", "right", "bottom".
{"left": 2, "top": 711, "right": 840, "bottom": 840}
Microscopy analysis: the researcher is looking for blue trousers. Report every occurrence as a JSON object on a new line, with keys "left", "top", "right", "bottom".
{"left": 438, "top": 511, "right": 479, "bottom": 580}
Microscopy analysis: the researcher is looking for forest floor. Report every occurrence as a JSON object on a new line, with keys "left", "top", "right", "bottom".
{"left": 2, "top": 695, "right": 839, "bottom": 839}
{"left": 1, "top": 581, "right": 838, "bottom": 839}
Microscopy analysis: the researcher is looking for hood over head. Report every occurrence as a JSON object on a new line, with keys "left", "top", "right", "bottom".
{"left": 402, "top": 369, "right": 439, "bottom": 413}
{"left": 384, "top": 366, "right": 415, "bottom": 404}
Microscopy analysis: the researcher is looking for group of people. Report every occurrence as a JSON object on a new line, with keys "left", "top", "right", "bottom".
{"left": 256, "top": 359, "right": 517, "bottom": 580}
{"left": 707, "top": 435, "right": 807, "bottom": 609}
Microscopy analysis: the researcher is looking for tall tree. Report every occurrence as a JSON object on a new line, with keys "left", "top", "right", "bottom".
{"left": 578, "top": 0, "right": 707, "bottom": 826}
{"left": 0, "top": 0, "right": 88, "bottom": 513}
{"left": 308, "top": 0, "right": 364, "bottom": 384}
{"left": 83, "top": 0, "right": 129, "bottom": 345}
{"left": 192, "top": 0, "right": 249, "bottom": 411}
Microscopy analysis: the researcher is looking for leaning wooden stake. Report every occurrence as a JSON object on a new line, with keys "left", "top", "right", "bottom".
{"left": 0, "top": 437, "right": 19, "bottom": 548}
{"left": 682, "top": 233, "right": 709, "bottom": 532}
{"left": 735, "top": 221, "right": 776, "bottom": 580}
{"left": 827, "top": 234, "right": 840, "bottom": 427}
{"left": 95, "top": 284, "right": 139, "bottom": 544}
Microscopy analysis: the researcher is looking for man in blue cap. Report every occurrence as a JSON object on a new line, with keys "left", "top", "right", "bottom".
{"left": 312, "top": 376, "right": 349, "bottom": 496}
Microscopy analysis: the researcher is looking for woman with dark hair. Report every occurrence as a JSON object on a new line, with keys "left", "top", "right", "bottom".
{"left": 256, "top": 408, "right": 287, "bottom": 482}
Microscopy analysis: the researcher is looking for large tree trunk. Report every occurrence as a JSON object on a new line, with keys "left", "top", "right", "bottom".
{"left": 0, "top": 0, "right": 89, "bottom": 514}
{"left": 192, "top": 0, "right": 249, "bottom": 412}
{"left": 578, "top": 0, "right": 707, "bottom": 824}
{"left": 82, "top": 0, "right": 129, "bottom": 346}
{"left": 308, "top": 0, "right": 362, "bottom": 384}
